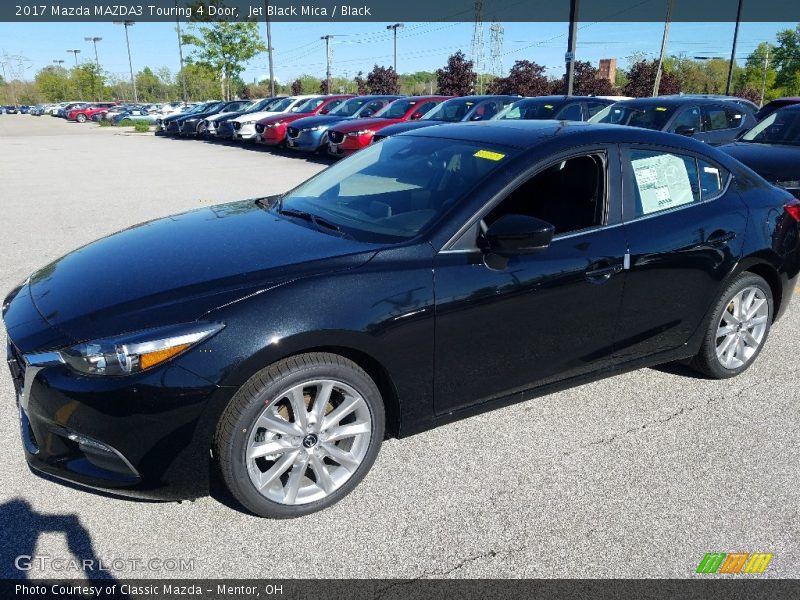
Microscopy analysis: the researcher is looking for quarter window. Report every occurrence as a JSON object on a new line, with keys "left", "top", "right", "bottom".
{"left": 698, "top": 159, "right": 728, "bottom": 200}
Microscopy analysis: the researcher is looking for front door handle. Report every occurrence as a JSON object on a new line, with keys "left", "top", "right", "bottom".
{"left": 707, "top": 230, "right": 736, "bottom": 246}
{"left": 586, "top": 262, "right": 623, "bottom": 282}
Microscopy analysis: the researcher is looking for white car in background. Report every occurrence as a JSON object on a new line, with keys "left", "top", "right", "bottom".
{"left": 203, "top": 99, "right": 267, "bottom": 137}
{"left": 231, "top": 95, "right": 317, "bottom": 142}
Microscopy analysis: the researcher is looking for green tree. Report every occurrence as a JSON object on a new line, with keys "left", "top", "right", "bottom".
{"left": 180, "top": 63, "right": 220, "bottom": 100}
{"left": 735, "top": 42, "right": 777, "bottom": 104}
{"left": 773, "top": 24, "right": 800, "bottom": 95}
{"left": 181, "top": 21, "right": 267, "bottom": 100}
{"left": 34, "top": 65, "right": 73, "bottom": 102}
{"left": 71, "top": 63, "right": 105, "bottom": 101}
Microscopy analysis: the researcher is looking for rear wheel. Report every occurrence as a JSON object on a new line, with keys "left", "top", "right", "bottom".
{"left": 215, "top": 352, "right": 385, "bottom": 518}
{"left": 690, "top": 272, "right": 772, "bottom": 379}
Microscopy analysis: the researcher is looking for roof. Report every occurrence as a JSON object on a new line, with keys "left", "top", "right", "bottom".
{"left": 402, "top": 119, "right": 731, "bottom": 156}
{"left": 613, "top": 96, "right": 746, "bottom": 107}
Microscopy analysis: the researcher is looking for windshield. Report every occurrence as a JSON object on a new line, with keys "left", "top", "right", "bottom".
{"left": 268, "top": 97, "right": 297, "bottom": 112}
{"left": 741, "top": 110, "right": 800, "bottom": 145}
{"left": 293, "top": 97, "right": 326, "bottom": 113}
{"left": 376, "top": 98, "right": 415, "bottom": 119}
{"left": 589, "top": 103, "right": 677, "bottom": 129}
{"left": 422, "top": 99, "right": 476, "bottom": 122}
{"left": 329, "top": 98, "right": 369, "bottom": 117}
{"left": 278, "top": 136, "right": 516, "bottom": 243}
{"left": 498, "top": 99, "right": 561, "bottom": 120}
{"left": 242, "top": 98, "right": 271, "bottom": 113}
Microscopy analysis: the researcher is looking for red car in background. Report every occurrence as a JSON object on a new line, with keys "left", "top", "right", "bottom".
{"left": 68, "top": 102, "right": 118, "bottom": 123}
{"left": 326, "top": 95, "right": 451, "bottom": 158}
{"left": 255, "top": 95, "right": 354, "bottom": 148}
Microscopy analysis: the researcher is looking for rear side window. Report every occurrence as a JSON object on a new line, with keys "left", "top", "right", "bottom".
{"left": 556, "top": 103, "right": 583, "bottom": 121}
{"left": 703, "top": 105, "right": 743, "bottom": 131}
{"left": 629, "top": 150, "right": 700, "bottom": 217}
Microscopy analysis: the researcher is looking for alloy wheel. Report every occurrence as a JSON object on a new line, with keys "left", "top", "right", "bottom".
{"left": 245, "top": 379, "right": 373, "bottom": 505}
{"left": 715, "top": 286, "right": 769, "bottom": 369}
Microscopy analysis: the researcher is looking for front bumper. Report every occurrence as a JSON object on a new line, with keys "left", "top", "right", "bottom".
{"left": 286, "top": 128, "right": 327, "bottom": 152}
{"left": 255, "top": 125, "right": 287, "bottom": 146}
{"left": 5, "top": 337, "right": 233, "bottom": 500}
{"left": 232, "top": 123, "right": 258, "bottom": 141}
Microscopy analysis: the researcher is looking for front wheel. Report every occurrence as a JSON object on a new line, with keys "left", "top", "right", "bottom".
{"left": 214, "top": 352, "right": 385, "bottom": 518}
{"left": 691, "top": 272, "right": 773, "bottom": 379}
{"left": 76, "top": 113, "right": 87, "bottom": 123}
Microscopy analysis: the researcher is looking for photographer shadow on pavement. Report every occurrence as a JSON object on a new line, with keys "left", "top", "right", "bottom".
{"left": 0, "top": 498, "right": 125, "bottom": 589}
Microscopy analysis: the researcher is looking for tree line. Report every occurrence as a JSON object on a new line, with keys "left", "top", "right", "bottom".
{"left": 2, "top": 23, "right": 799, "bottom": 106}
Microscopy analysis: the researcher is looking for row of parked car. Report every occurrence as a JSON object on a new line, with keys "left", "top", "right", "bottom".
{"left": 150, "top": 92, "right": 799, "bottom": 198}
{"left": 13, "top": 100, "right": 190, "bottom": 122}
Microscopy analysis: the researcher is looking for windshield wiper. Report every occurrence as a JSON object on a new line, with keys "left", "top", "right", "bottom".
{"left": 277, "top": 207, "right": 353, "bottom": 239}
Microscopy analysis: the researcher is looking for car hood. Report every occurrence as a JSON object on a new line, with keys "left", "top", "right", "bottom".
{"left": 290, "top": 115, "right": 349, "bottom": 130}
{"left": 377, "top": 120, "right": 443, "bottom": 137}
{"left": 207, "top": 111, "right": 242, "bottom": 122}
{"left": 22, "top": 200, "right": 379, "bottom": 346}
{"left": 234, "top": 110, "right": 287, "bottom": 123}
{"left": 719, "top": 142, "right": 800, "bottom": 182}
{"left": 330, "top": 117, "right": 402, "bottom": 133}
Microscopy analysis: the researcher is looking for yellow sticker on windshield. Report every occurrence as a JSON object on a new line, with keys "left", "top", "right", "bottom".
{"left": 474, "top": 150, "right": 506, "bottom": 161}
{"left": 655, "top": 107, "right": 668, "bottom": 111}
{"left": 544, "top": 104, "right": 554, "bottom": 109}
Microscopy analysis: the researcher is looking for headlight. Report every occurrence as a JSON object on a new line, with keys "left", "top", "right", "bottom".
{"left": 305, "top": 125, "right": 325, "bottom": 132}
{"left": 348, "top": 129, "right": 374, "bottom": 136}
{"left": 58, "top": 322, "right": 224, "bottom": 376}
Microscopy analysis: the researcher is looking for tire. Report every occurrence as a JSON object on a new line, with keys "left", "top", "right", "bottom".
{"left": 214, "top": 352, "right": 385, "bottom": 518}
{"left": 690, "top": 272, "right": 773, "bottom": 379}
{"left": 76, "top": 113, "right": 86, "bottom": 123}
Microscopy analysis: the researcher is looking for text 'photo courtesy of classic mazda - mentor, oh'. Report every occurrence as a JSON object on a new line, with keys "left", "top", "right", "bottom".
{"left": 4, "top": 121, "right": 800, "bottom": 518}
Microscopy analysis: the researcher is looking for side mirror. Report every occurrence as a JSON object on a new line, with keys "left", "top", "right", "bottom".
{"left": 674, "top": 125, "right": 696, "bottom": 137}
{"left": 410, "top": 111, "right": 424, "bottom": 120}
{"left": 483, "top": 215, "right": 555, "bottom": 256}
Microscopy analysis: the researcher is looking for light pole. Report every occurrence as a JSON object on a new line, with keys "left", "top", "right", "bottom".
{"left": 726, "top": 0, "right": 744, "bottom": 96}
{"left": 386, "top": 23, "right": 404, "bottom": 73}
{"left": 175, "top": 0, "right": 188, "bottom": 103}
{"left": 321, "top": 35, "right": 335, "bottom": 94}
{"left": 653, "top": 0, "right": 673, "bottom": 96}
{"left": 53, "top": 59, "right": 66, "bottom": 100}
{"left": 114, "top": 20, "right": 138, "bottom": 102}
{"left": 84, "top": 36, "right": 102, "bottom": 68}
{"left": 265, "top": 1, "right": 275, "bottom": 96}
{"left": 564, "top": 0, "right": 579, "bottom": 95}
{"left": 67, "top": 49, "right": 81, "bottom": 66}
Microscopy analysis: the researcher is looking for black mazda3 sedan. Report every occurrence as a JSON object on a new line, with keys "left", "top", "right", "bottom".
{"left": 4, "top": 121, "right": 800, "bottom": 518}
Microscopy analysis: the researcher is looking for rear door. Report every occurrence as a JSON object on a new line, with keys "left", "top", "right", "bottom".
{"left": 613, "top": 144, "right": 747, "bottom": 362}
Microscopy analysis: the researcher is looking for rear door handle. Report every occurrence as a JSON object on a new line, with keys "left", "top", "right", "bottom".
{"left": 707, "top": 230, "right": 736, "bottom": 246}
{"left": 586, "top": 262, "right": 623, "bottom": 281}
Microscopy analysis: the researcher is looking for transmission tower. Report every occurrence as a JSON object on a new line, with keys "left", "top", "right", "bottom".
{"left": 470, "top": 0, "right": 485, "bottom": 93}
{"left": 490, "top": 22, "right": 504, "bottom": 77}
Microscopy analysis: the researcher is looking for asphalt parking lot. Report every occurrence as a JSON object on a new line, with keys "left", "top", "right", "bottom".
{"left": 0, "top": 115, "right": 798, "bottom": 580}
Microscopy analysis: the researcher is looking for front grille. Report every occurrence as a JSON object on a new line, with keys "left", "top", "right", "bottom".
{"left": 328, "top": 130, "right": 345, "bottom": 144}
{"left": 232, "top": 121, "right": 242, "bottom": 131}
{"left": 287, "top": 127, "right": 299, "bottom": 138}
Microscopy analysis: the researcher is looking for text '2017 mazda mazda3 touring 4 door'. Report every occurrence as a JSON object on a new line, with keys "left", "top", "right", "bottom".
{"left": 5, "top": 121, "right": 800, "bottom": 518}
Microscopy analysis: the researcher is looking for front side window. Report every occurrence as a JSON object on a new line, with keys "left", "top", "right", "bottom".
{"left": 702, "top": 105, "right": 741, "bottom": 131}
{"left": 279, "top": 137, "right": 517, "bottom": 242}
{"left": 484, "top": 154, "right": 606, "bottom": 236}
{"left": 669, "top": 107, "right": 701, "bottom": 133}
{"left": 556, "top": 103, "right": 583, "bottom": 121}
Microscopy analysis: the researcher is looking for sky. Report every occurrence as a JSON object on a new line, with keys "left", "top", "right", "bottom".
{"left": 0, "top": 20, "right": 795, "bottom": 84}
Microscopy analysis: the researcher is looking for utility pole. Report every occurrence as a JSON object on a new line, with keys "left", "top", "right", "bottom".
{"left": 653, "top": 0, "right": 673, "bottom": 96}
{"left": 386, "top": 23, "right": 404, "bottom": 73}
{"left": 726, "top": 0, "right": 743, "bottom": 96}
{"left": 67, "top": 49, "right": 81, "bottom": 66}
{"left": 175, "top": 0, "right": 188, "bottom": 103}
{"left": 84, "top": 36, "right": 102, "bottom": 68}
{"left": 760, "top": 48, "right": 770, "bottom": 107}
{"left": 565, "top": 0, "right": 579, "bottom": 95}
{"left": 114, "top": 21, "right": 138, "bottom": 102}
{"left": 321, "top": 35, "right": 334, "bottom": 94}
{"left": 265, "top": 1, "right": 275, "bottom": 96}
{"left": 53, "top": 59, "right": 66, "bottom": 100}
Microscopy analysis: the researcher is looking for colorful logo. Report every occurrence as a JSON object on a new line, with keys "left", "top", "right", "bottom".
{"left": 696, "top": 552, "right": 773, "bottom": 574}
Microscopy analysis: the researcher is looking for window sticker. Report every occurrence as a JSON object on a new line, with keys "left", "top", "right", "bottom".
{"left": 474, "top": 150, "right": 506, "bottom": 161}
{"left": 655, "top": 107, "right": 668, "bottom": 111}
{"left": 632, "top": 154, "right": 695, "bottom": 214}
